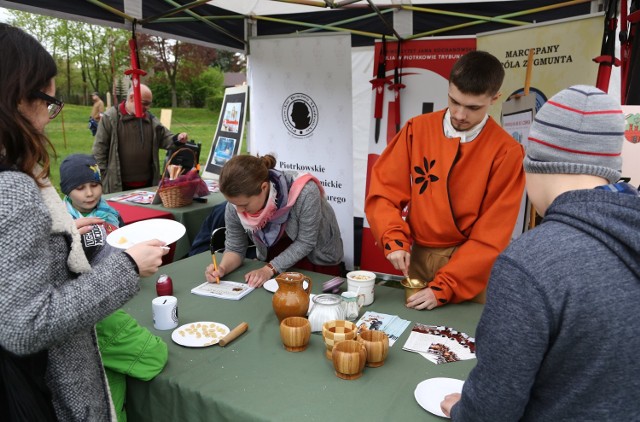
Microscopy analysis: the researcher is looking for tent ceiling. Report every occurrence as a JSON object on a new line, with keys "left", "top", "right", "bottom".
{"left": 0, "top": 0, "right": 594, "bottom": 51}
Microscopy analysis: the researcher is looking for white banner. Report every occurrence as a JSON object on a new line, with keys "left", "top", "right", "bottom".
{"left": 248, "top": 33, "right": 354, "bottom": 269}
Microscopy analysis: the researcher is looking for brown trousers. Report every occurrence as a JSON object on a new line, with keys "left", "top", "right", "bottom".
{"left": 408, "top": 244, "right": 486, "bottom": 304}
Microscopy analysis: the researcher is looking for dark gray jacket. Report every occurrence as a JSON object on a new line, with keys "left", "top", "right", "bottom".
{"left": 452, "top": 187, "right": 640, "bottom": 421}
{"left": 92, "top": 105, "right": 176, "bottom": 194}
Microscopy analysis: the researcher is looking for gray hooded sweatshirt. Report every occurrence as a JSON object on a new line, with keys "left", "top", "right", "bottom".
{"left": 452, "top": 186, "right": 640, "bottom": 421}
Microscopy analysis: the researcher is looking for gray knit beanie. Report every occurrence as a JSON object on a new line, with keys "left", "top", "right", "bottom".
{"left": 523, "top": 85, "right": 624, "bottom": 184}
{"left": 60, "top": 154, "right": 102, "bottom": 195}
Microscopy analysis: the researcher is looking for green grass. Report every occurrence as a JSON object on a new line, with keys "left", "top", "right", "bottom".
{"left": 45, "top": 104, "right": 227, "bottom": 192}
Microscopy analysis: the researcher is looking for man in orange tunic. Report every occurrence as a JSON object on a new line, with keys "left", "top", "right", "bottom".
{"left": 365, "top": 50, "right": 525, "bottom": 310}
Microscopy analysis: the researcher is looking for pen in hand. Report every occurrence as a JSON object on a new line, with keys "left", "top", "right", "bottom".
{"left": 212, "top": 254, "right": 220, "bottom": 284}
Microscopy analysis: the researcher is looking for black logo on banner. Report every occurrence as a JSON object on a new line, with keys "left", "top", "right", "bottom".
{"left": 282, "top": 93, "right": 318, "bottom": 138}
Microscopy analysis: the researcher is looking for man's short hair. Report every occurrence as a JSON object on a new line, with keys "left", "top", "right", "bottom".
{"left": 449, "top": 50, "right": 505, "bottom": 97}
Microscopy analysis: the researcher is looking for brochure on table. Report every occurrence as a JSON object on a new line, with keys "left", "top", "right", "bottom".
{"left": 191, "top": 280, "right": 254, "bottom": 300}
{"left": 201, "top": 85, "right": 248, "bottom": 181}
{"left": 107, "top": 190, "right": 156, "bottom": 205}
{"left": 402, "top": 323, "right": 476, "bottom": 365}
{"left": 354, "top": 311, "right": 411, "bottom": 347}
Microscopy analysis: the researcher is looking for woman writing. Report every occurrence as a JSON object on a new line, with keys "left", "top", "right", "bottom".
{"left": 205, "top": 154, "right": 343, "bottom": 287}
{"left": 0, "top": 24, "right": 168, "bottom": 420}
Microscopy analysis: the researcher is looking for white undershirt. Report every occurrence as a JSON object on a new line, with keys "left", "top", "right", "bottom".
{"left": 443, "top": 109, "right": 489, "bottom": 144}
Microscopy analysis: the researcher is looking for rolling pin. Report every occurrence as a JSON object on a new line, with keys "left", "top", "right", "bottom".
{"left": 219, "top": 322, "right": 249, "bottom": 347}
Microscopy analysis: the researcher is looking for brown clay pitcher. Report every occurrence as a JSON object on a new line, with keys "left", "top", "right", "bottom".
{"left": 272, "top": 272, "right": 313, "bottom": 322}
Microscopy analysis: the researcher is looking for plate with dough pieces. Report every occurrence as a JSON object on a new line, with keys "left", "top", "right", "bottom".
{"left": 106, "top": 218, "right": 186, "bottom": 249}
{"left": 171, "top": 321, "right": 230, "bottom": 347}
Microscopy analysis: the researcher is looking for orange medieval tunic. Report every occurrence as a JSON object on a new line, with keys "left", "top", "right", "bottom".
{"left": 365, "top": 109, "right": 525, "bottom": 305}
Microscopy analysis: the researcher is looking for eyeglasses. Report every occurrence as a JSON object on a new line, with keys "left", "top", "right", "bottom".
{"left": 32, "top": 91, "right": 65, "bottom": 119}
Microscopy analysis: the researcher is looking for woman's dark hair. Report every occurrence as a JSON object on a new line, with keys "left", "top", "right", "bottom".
{"left": 219, "top": 154, "right": 276, "bottom": 197}
{"left": 0, "top": 23, "right": 58, "bottom": 186}
{"left": 449, "top": 50, "right": 505, "bottom": 97}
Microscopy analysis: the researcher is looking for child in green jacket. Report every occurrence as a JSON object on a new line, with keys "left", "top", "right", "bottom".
{"left": 60, "top": 154, "right": 169, "bottom": 421}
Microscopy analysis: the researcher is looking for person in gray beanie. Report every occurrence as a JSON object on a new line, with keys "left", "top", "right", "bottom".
{"left": 442, "top": 85, "right": 640, "bottom": 421}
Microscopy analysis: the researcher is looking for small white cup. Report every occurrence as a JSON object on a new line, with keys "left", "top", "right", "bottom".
{"left": 152, "top": 296, "right": 178, "bottom": 330}
{"left": 346, "top": 270, "right": 376, "bottom": 306}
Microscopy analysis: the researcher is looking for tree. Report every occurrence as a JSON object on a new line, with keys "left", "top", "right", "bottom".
{"left": 213, "top": 50, "right": 247, "bottom": 73}
{"left": 5, "top": 9, "right": 233, "bottom": 109}
{"left": 7, "top": 10, "right": 131, "bottom": 105}
{"left": 137, "top": 34, "right": 218, "bottom": 107}
{"left": 186, "top": 67, "right": 225, "bottom": 109}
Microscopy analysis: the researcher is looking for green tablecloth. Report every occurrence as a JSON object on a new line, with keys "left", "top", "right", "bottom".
{"left": 105, "top": 190, "right": 226, "bottom": 259}
{"left": 123, "top": 253, "right": 482, "bottom": 421}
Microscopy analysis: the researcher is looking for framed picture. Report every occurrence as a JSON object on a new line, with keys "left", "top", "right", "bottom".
{"left": 202, "top": 85, "right": 248, "bottom": 180}
{"left": 501, "top": 93, "right": 537, "bottom": 237}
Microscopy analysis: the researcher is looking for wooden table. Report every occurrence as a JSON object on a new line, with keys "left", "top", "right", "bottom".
{"left": 122, "top": 253, "right": 482, "bottom": 421}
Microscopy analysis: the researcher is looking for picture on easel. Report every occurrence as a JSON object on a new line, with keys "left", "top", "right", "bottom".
{"left": 500, "top": 48, "right": 542, "bottom": 238}
{"left": 502, "top": 95, "right": 537, "bottom": 239}
{"left": 202, "top": 86, "right": 248, "bottom": 180}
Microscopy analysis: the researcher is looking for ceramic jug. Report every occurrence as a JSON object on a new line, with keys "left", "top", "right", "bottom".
{"left": 308, "top": 294, "right": 346, "bottom": 332}
{"left": 272, "top": 272, "right": 313, "bottom": 322}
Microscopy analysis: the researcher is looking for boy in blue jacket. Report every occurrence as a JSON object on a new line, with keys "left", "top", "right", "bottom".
{"left": 61, "top": 154, "right": 169, "bottom": 421}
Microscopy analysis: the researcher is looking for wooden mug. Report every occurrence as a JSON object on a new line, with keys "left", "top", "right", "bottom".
{"left": 358, "top": 329, "right": 389, "bottom": 367}
{"left": 322, "top": 320, "right": 357, "bottom": 360}
{"left": 280, "top": 316, "right": 311, "bottom": 352}
{"left": 332, "top": 340, "right": 366, "bottom": 380}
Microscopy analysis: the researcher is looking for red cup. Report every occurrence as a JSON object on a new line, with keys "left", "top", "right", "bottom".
{"left": 156, "top": 274, "right": 173, "bottom": 296}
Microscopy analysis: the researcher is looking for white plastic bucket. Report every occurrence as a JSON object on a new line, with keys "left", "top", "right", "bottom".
{"left": 346, "top": 270, "right": 376, "bottom": 306}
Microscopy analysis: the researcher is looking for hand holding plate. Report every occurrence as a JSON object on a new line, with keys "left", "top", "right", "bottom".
{"left": 125, "top": 239, "right": 168, "bottom": 277}
{"left": 440, "top": 393, "right": 461, "bottom": 418}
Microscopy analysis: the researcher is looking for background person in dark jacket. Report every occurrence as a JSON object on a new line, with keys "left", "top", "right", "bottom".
{"left": 92, "top": 84, "right": 188, "bottom": 193}
{"left": 442, "top": 85, "right": 640, "bottom": 421}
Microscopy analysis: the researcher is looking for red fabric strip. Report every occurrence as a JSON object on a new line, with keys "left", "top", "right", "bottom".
{"left": 528, "top": 137, "right": 622, "bottom": 157}
{"left": 547, "top": 100, "right": 624, "bottom": 115}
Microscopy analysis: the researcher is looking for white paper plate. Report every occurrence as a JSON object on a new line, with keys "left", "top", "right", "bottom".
{"left": 171, "top": 321, "right": 230, "bottom": 347}
{"left": 263, "top": 278, "right": 309, "bottom": 293}
{"left": 414, "top": 377, "right": 464, "bottom": 418}
{"left": 106, "top": 218, "right": 186, "bottom": 249}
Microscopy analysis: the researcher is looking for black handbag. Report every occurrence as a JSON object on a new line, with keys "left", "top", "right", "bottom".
{"left": 0, "top": 167, "right": 57, "bottom": 421}
{"left": 0, "top": 346, "right": 57, "bottom": 421}
{"left": 163, "top": 140, "right": 202, "bottom": 172}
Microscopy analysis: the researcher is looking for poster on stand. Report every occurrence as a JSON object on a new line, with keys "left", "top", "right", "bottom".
{"left": 501, "top": 94, "right": 537, "bottom": 238}
{"left": 248, "top": 33, "right": 355, "bottom": 269}
{"left": 622, "top": 106, "right": 640, "bottom": 188}
{"left": 478, "top": 13, "right": 603, "bottom": 121}
{"left": 202, "top": 85, "right": 248, "bottom": 180}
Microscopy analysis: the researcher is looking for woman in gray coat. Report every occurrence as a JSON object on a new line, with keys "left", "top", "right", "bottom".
{"left": 0, "top": 24, "right": 168, "bottom": 421}
{"left": 205, "top": 154, "right": 343, "bottom": 287}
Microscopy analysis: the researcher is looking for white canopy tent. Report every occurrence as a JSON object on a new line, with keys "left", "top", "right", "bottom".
{"left": 0, "top": 0, "right": 595, "bottom": 52}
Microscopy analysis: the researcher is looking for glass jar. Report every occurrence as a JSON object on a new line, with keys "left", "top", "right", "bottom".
{"left": 308, "top": 294, "right": 345, "bottom": 332}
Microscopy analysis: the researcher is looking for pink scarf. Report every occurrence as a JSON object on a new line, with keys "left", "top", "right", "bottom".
{"left": 236, "top": 171, "right": 323, "bottom": 247}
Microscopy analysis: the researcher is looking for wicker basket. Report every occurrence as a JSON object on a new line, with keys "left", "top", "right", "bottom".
{"left": 157, "top": 148, "right": 199, "bottom": 208}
